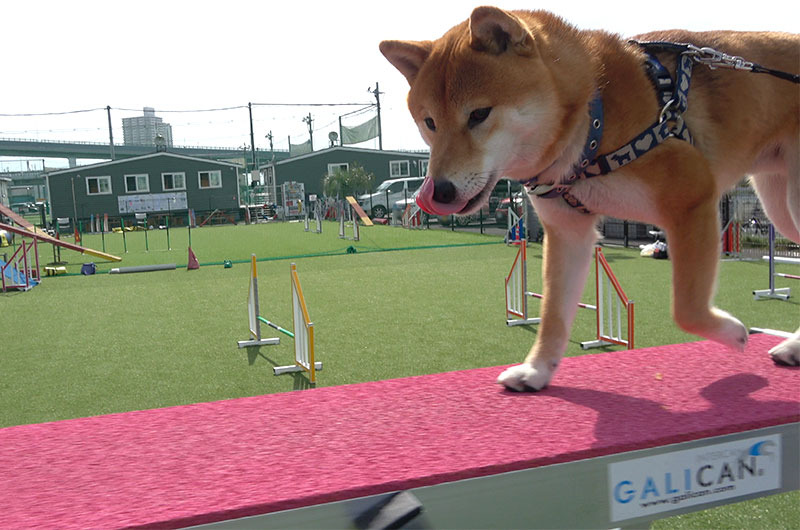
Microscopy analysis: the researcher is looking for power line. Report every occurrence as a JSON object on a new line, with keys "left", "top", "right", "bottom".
{"left": 112, "top": 105, "right": 247, "bottom": 113}
{"left": 1, "top": 102, "right": 375, "bottom": 117}
{"left": 0, "top": 108, "right": 106, "bottom": 117}
{"left": 251, "top": 102, "right": 374, "bottom": 107}
{"left": 339, "top": 105, "right": 377, "bottom": 119}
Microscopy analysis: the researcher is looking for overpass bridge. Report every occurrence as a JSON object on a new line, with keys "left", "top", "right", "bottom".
{"left": 0, "top": 137, "right": 289, "bottom": 168}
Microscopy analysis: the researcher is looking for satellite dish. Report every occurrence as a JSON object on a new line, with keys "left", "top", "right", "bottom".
{"left": 328, "top": 131, "right": 339, "bottom": 147}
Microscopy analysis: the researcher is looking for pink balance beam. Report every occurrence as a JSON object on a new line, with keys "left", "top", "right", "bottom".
{"left": 1, "top": 334, "right": 797, "bottom": 529}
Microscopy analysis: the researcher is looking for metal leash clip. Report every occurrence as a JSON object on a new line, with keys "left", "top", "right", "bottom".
{"left": 684, "top": 45, "right": 755, "bottom": 72}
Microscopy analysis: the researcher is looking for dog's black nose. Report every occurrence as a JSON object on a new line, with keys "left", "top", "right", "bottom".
{"left": 433, "top": 180, "right": 456, "bottom": 204}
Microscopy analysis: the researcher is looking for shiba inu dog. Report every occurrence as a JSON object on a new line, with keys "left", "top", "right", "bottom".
{"left": 380, "top": 6, "right": 800, "bottom": 391}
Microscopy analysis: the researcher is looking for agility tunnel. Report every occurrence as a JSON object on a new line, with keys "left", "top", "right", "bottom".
{"left": 0, "top": 334, "right": 797, "bottom": 529}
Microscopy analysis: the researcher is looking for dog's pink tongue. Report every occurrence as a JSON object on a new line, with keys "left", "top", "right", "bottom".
{"left": 415, "top": 177, "right": 468, "bottom": 216}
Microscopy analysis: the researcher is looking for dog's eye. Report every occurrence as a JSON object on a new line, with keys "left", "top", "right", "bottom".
{"left": 468, "top": 107, "right": 492, "bottom": 128}
{"left": 424, "top": 117, "right": 436, "bottom": 132}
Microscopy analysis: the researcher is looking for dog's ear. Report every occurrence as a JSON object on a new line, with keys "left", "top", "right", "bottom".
{"left": 379, "top": 40, "right": 434, "bottom": 84}
{"left": 469, "top": 6, "right": 536, "bottom": 56}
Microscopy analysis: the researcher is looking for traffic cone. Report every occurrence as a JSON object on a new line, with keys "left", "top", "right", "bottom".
{"left": 187, "top": 247, "right": 199, "bottom": 270}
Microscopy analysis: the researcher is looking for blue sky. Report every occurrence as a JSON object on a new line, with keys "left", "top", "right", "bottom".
{"left": 1, "top": 0, "right": 797, "bottom": 168}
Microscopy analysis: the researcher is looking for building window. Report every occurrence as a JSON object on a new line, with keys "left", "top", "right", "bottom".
{"left": 198, "top": 170, "right": 222, "bottom": 189}
{"left": 86, "top": 176, "right": 112, "bottom": 195}
{"left": 162, "top": 172, "right": 186, "bottom": 191}
{"left": 419, "top": 160, "right": 429, "bottom": 177}
{"left": 124, "top": 174, "right": 150, "bottom": 193}
{"left": 390, "top": 160, "right": 410, "bottom": 178}
{"left": 328, "top": 163, "right": 349, "bottom": 175}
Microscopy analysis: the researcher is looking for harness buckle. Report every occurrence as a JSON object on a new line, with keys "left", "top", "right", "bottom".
{"left": 658, "top": 98, "right": 677, "bottom": 123}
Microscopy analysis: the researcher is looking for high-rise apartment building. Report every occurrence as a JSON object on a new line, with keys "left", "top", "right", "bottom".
{"left": 122, "top": 107, "right": 173, "bottom": 147}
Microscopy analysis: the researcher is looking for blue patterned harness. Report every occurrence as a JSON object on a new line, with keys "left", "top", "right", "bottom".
{"left": 523, "top": 43, "right": 695, "bottom": 214}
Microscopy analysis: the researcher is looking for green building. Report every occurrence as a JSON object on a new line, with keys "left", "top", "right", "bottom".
{"left": 262, "top": 146, "right": 430, "bottom": 197}
{"left": 46, "top": 152, "right": 241, "bottom": 226}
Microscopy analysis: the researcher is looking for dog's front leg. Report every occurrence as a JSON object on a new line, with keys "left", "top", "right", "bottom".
{"left": 498, "top": 202, "right": 599, "bottom": 391}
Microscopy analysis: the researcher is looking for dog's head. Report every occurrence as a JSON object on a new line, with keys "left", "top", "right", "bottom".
{"left": 380, "top": 7, "right": 593, "bottom": 216}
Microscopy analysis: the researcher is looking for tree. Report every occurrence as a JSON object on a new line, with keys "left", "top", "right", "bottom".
{"left": 323, "top": 162, "right": 374, "bottom": 198}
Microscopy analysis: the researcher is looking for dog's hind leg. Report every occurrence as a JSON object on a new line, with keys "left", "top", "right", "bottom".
{"left": 750, "top": 141, "right": 800, "bottom": 366}
{"left": 664, "top": 187, "right": 750, "bottom": 352}
{"left": 497, "top": 202, "right": 599, "bottom": 391}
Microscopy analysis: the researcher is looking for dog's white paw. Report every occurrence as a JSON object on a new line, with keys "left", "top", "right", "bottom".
{"left": 709, "top": 308, "right": 749, "bottom": 352}
{"left": 497, "top": 362, "right": 554, "bottom": 392}
{"left": 769, "top": 333, "right": 800, "bottom": 367}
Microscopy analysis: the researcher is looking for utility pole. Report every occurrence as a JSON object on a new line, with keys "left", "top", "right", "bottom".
{"left": 106, "top": 106, "right": 115, "bottom": 160}
{"left": 248, "top": 103, "right": 257, "bottom": 171}
{"left": 302, "top": 113, "right": 313, "bottom": 151}
{"left": 369, "top": 82, "right": 384, "bottom": 150}
{"left": 265, "top": 131, "right": 274, "bottom": 159}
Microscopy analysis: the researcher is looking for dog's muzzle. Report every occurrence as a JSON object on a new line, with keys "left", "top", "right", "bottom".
{"left": 416, "top": 177, "right": 469, "bottom": 216}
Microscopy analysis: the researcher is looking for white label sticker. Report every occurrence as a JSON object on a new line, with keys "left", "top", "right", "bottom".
{"left": 608, "top": 434, "right": 781, "bottom": 521}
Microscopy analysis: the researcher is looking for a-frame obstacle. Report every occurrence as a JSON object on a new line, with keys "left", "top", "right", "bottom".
{"left": 338, "top": 195, "right": 376, "bottom": 241}
{"left": 346, "top": 195, "right": 373, "bottom": 226}
{"left": 237, "top": 254, "right": 321, "bottom": 382}
{"left": 505, "top": 244, "right": 634, "bottom": 349}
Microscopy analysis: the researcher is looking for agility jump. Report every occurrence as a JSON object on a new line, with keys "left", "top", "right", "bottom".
{"left": 237, "top": 254, "right": 321, "bottom": 383}
{"left": 506, "top": 244, "right": 634, "bottom": 349}
{"left": 506, "top": 201, "right": 526, "bottom": 245}
{"left": 753, "top": 224, "right": 798, "bottom": 301}
{"left": 338, "top": 201, "right": 360, "bottom": 241}
{"left": 304, "top": 201, "right": 324, "bottom": 234}
{"left": 402, "top": 203, "right": 424, "bottom": 228}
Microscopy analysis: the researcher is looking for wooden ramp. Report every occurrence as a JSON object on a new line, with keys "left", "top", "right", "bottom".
{"left": 0, "top": 335, "right": 797, "bottom": 529}
{"left": 346, "top": 196, "right": 373, "bottom": 226}
{"left": 0, "top": 221, "right": 122, "bottom": 262}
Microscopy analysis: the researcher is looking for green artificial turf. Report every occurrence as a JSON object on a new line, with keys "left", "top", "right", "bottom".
{"left": 2, "top": 221, "right": 797, "bottom": 528}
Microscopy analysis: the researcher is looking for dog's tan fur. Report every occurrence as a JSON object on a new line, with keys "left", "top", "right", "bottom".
{"left": 380, "top": 7, "right": 800, "bottom": 390}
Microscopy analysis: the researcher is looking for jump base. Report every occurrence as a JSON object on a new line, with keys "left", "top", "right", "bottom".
{"left": 274, "top": 361, "right": 323, "bottom": 375}
{"left": 237, "top": 337, "right": 280, "bottom": 348}
{"left": 506, "top": 317, "right": 541, "bottom": 326}
{"left": 753, "top": 287, "right": 791, "bottom": 301}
